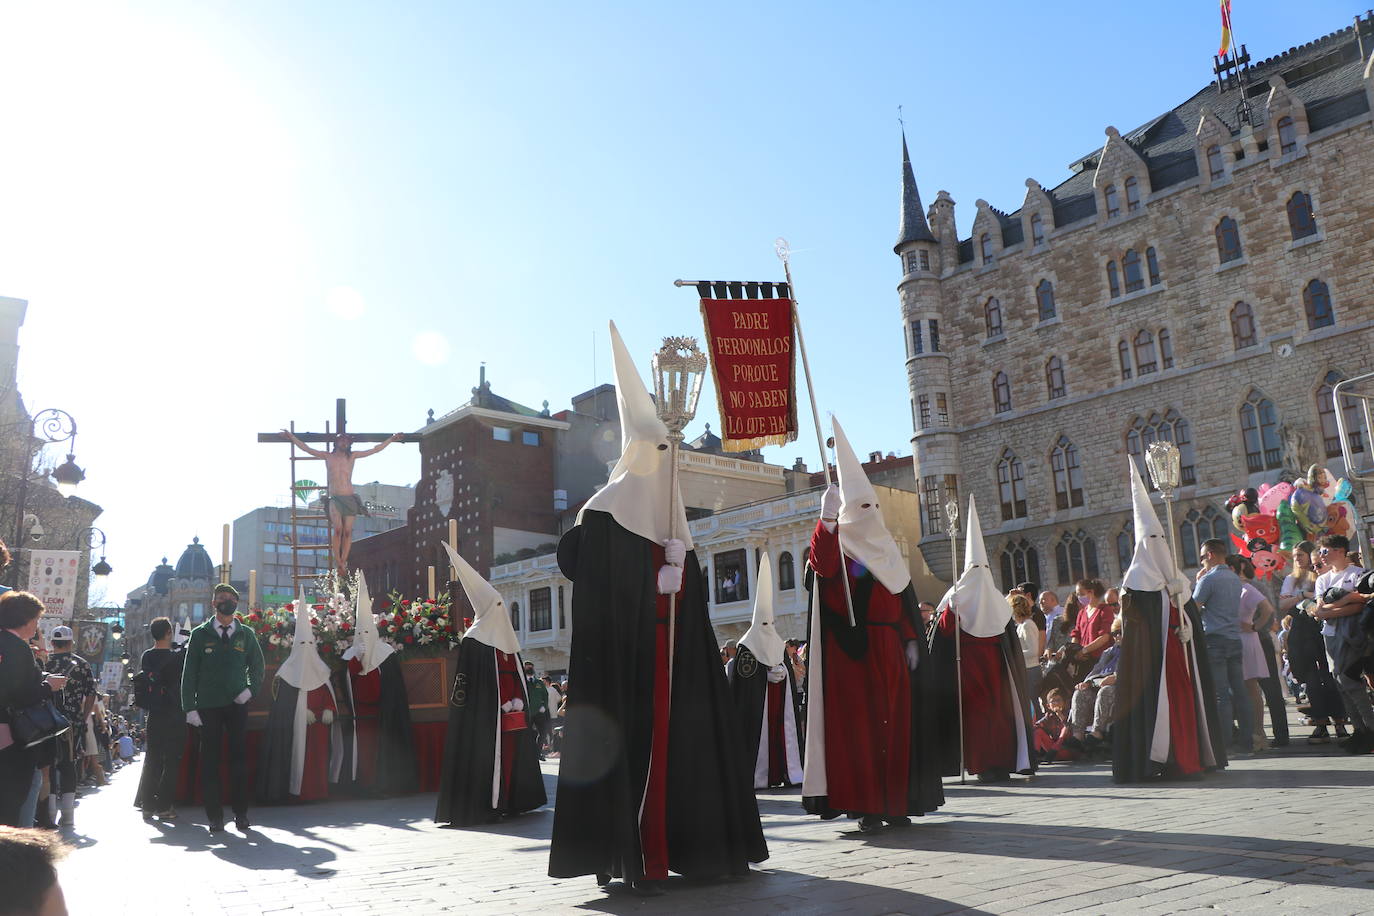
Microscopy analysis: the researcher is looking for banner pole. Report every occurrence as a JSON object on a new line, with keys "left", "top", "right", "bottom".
{"left": 777, "top": 239, "right": 856, "bottom": 628}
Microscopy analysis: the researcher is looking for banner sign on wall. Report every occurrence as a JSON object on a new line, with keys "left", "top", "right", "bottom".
{"left": 76, "top": 620, "right": 109, "bottom": 664}
{"left": 99, "top": 661, "right": 123, "bottom": 693}
{"left": 698, "top": 297, "right": 798, "bottom": 452}
{"left": 28, "top": 550, "right": 81, "bottom": 623}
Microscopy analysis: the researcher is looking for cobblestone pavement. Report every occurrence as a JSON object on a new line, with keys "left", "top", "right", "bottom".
{"left": 59, "top": 721, "right": 1374, "bottom": 915}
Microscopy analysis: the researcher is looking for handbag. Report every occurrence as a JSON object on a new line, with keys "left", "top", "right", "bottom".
{"left": 9, "top": 698, "right": 71, "bottom": 749}
{"left": 500, "top": 710, "right": 528, "bottom": 732}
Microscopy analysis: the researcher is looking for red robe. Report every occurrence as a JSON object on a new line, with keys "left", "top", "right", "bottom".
{"left": 347, "top": 657, "right": 382, "bottom": 787}
{"left": 810, "top": 520, "right": 917, "bottom": 817}
{"left": 935, "top": 607, "right": 1017, "bottom": 775}
{"left": 298, "top": 685, "right": 337, "bottom": 801}
{"left": 495, "top": 651, "right": 526, "bottom": 808}
{"left": 1163, "top": 605, "right": 1202, "bottom": 776}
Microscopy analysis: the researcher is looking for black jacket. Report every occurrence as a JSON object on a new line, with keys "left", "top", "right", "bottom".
{"left": 0, "top": 629, "right": 51, "bottom": 726}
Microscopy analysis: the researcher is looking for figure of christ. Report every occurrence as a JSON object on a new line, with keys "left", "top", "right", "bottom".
{"left": 280, "top": 430, "right": 403, "bottom": 576}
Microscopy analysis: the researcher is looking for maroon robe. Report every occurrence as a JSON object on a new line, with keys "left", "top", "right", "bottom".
{"left": 1163, "top": 605, "right": 1202, "bottom": 776}
{"left": 347, "top": 657, "right": 382, "bottom": 787}
{"left": 298, "top": 685, "right": 336, "bottom": 801}
{"left": 934, "top": 607, "right": 1017, "bottom": 775}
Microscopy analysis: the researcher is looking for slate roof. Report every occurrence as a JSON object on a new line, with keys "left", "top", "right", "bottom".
{"left": 896, "top": 133, "right": 936, "bottom": 250}
{"left": 951, "top": 17, "right": 1373, "bottom": 262}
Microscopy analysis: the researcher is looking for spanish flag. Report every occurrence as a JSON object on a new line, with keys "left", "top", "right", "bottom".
{"left": 1219, "top": 0, "right": 1234, "bottom": 56}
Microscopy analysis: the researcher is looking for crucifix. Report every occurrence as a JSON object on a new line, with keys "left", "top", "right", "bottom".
{"left": 258, "top": 399, "right": 421, "bottom": 579}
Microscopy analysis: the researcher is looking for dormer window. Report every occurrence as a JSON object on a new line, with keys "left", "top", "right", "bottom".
{"left": 1277, "top": 117, "right": 1298, "bottom": 155}
{"left": 980, "top": 233, "right": 994, "bottom": 264}
{"left": 1031, "top": 213, "right": 1045, "bottom": 246}
{"left": 1207, "top": 145, "right": 1225, "bottom": 181}
{"left": 1104, "top": 184, "right": 1120, "bottom": 219}
{"left": 1125, "top": 177, "right": 1141, "bottom": 212}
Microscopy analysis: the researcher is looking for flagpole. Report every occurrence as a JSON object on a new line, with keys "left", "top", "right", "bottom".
{"left": 777, "top": 239, "right": 856, "bottom": 628}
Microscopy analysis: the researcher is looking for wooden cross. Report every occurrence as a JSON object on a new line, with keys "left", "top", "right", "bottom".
{"left": 256, "top": 398, "right": 423, "bottom": 445}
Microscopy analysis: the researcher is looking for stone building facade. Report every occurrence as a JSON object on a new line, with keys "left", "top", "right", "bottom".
{"left": 901, "top": 17, "right": 1374, "bottom": 592}
{"left": 122, "top": 538, "right": 219, "bottom": 660}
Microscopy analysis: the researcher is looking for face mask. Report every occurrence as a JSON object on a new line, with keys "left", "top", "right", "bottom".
{"left": 215, "top": 600, "right": 238, "bottom": 615}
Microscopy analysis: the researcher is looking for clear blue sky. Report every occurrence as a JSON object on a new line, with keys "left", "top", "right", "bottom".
{"left": 0, "top": 0, "right": 1357, "bottom": 600}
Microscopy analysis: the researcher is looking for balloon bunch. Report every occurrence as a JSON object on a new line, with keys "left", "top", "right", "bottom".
{"left": 1227, "top": 464, "right": 1358, "bottom": 579}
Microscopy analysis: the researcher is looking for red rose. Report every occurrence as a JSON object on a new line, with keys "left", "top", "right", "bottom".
{"left": 322, "top": 643, "right": 333, "bottom": 653}
{"left": 380, "top": 599, "right": 392, "bottom": 611}
{"left": 404, "top": 636, "right": 415, "bottom": 645}
{"left": 444, "top": 624, "right": 453, "bottom": 632}
{"left": 401, "top": 600, "right": 411, "bottom": 608}
{"left": 463, "top": 617, "right": 473, "bottom": 628}
{"left": 341, "top": 623, "right": 352, "bottom": 633}
{"left": 312, "top": 604, "right": 326, "bottom": 611}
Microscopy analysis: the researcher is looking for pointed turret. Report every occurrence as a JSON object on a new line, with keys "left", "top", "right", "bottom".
{"left": 895, "top": 133, "right": 936, "bottom": 251}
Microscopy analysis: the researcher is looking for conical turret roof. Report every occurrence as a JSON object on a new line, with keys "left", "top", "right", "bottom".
{"left": 895, "top": 132, "right": 935, "bottom": 251}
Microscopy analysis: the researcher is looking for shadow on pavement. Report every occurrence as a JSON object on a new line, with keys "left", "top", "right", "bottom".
{"left": 146, "top": 819, "right": 338, "bottom": 877}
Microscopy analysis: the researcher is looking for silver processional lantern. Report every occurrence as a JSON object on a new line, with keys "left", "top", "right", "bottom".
{"left": 1145, "top": 440, "right": 1183, "bottom": 570}
{"left": 652, "top": 336, "right": 708, "bottom": 440}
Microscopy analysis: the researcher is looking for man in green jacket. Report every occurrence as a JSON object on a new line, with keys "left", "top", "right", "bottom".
{"left": 523, "top": 660, "right": 550, "bottom": 760}
{"left": 182, "top": 584, "right": 265, "bottom": 834}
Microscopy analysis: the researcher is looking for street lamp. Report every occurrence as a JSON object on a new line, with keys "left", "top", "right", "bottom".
{"left": 110, "top": 622, "right": 123, "bottom": 640}
{"left": 120, "top": 649, "right": 130, "bottom": 665}
{"left": 9, "top": 409, "right": 82, "bottom": 586}
{"left": 1145, "top": 441, "right": 1183, "bottom": 570}
{"left": 80, "top": 527, "right": 112, "bottom": 582}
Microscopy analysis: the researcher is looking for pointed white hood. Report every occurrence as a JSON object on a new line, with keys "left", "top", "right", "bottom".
{"left": 444, "top": 542, "right": 521, "bottom": 655}
{"left": 1122, "top": 458, "right": 1192, "bottom": 608}
{"left": 832, "top": 415, "right": 909, "bottom": 594}
{"left": 342, "top": 574, "right": 394, "bottom": 675}
{"left": 939, "top": 495, "right": 1011, "bottom": 637}
{"left": 740, "top": 552, "right": 786, "bottom": 668}
{"left": 277, "top": 594, "right": 332, "bottom": 692}
{"left": 578, "top": 321, "right": 692, "bottom": 549}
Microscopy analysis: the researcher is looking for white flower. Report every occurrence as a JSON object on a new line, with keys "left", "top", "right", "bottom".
{"left": 269, "top": 634, "right": 281, "bottom": 646}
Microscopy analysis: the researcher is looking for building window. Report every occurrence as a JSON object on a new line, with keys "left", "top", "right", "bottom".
{"left": 1118, "top": 340, "right": 1132, "bottom": 380}
{"left": 984, "top": 297, "right": 1003, "bottom": 339}
{"left": 1146, "top": 247, "right": 1161, "bottom": 286}
{"left": 713, "top": 549, "right": 749, "bottom": 603}
{"left": 1055, "top": 530, "right": 1100, "bottom": 585}
{"left": 936, "top": 392, "right": 950, "bottom": 426}
{"left": 1050, "top": 436, "right": 1083, "bottom": 509}
{"left": 1104, "top": 184, "right": 1120, "bottom": 219}
{"left": 778, "top": 552, "right": 796, "bottom": 591}
{"left": 1207, "top": 144, "right": 1225, "bottom": 181}
{"left": 1000, "top": 539, "right": 1040, "bottom": 592}
{"left": 1304, "top": 279, "right": 1334, "bottom": 329}
{"left": 1123, "top": 249, "right": 1144, "bottom": 292}
{"left": 1107, "top": 261, "right": 1120, "bottom": 299}
{"left": 1125, "top": 176, "right": 1141, "bottom": 212}
{"left": 992, "top": 371, "right": 1012, "bottom": 414}
{"left": 1216, "top": 216, "right": 1243, "bottom": 263}
{"left": 558, "top": 585, "right": 566, "bottom": 630}
{"left": 980, "top": 233, "right": 994, "bottom": 263}
{"left": 996, "top": 450, "right": 1027, "bottom": 520}
{"left": 1179, "top": 506, "right": 1229, "bottom": 568}
{"left": 1045, "top": 356, "right": 1066, "bottom": 400}
{"left": 918, "top": 250, "right": 930, "bottom": 271}
{"left": 1240, "top": 389, "right": 1283, "bottom": 472}
{"left": 921, "top": 475, "right": 944, "bottom": 536}
{"left": 1133, "top": 330, "right": 1158, "bottom": 375}
{"left": 492, "top": 426, "right": 513, "bottom": 442}
{"left": 1159, "top": 328, "right": 1174, "bottom": 369}
{"left": 918, "top": 394, "right": 931, "bottom": 429}
{"left": 522, "top": 430, "right": 540, "bottom": 446}
{"left": 1277, "top": 116, "right": 1298, "bottom": 155}
{"left": 1115, "top": 524, "right": 1134, "bottom": 576}
{"left": 1031, "top": 213, "right": 1045, "bottom": 246}
{"left": 1317, "top": 371, "right": 1365, "bottom": 458}
{"left": 1230, "top": 301, "right": 1257, "bottom": 349}
{"left": 1127, "top": 410, "right": 1197, "bottom": 487}
{"left": 510, "top": 600, "right": 521, "bottom": 631}
{"left": 529, "top": 587, "right": 552, "bottom": 631}
{"left": 1036, "top": 279, "right": 1056, "bottom": 321}
{"left": 910, "top": 320, "right": 923, "bottom": 355}
{"left": 929, "top": 319, "right": 940, "bottom": 352}
{"left": 905, "top": 252, "right": 920, "bottom": 274}
{"left": 1287, "top": 191, "right": 1318, "bottom": 240}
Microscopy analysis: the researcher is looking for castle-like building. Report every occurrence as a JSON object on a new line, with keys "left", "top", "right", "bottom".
{"left": 902, "top": 16, "right": 1374, "bottom": 591}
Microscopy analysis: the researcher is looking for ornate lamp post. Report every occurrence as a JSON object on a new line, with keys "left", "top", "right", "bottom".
{"left": 80, "top": 527, "right": 113, "bottom": 582}
{"left": 9, "top": 409, "right": 83, "bottom": 587}
{"left": 1145, "top": 441, "right": 1183, "bottom": 570}
{"left": 943, "top": 495, "right": 966, "bottom": 784}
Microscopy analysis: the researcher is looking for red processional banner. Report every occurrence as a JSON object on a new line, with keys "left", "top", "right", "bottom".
{"left": 698, "top": 297, "right": 798, "bottom": 452}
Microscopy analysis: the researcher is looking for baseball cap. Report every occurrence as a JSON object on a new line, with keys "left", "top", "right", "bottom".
{"left": 49, "top": 625, "right": 74, "bottom": 642}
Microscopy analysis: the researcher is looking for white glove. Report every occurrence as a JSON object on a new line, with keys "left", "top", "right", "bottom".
{"left": 233, "top": 688, "right": 252, "bottom": 705}
{"left": 306, "top": 709, "right": 317, "bottom": 725}
{"left": 322, "top": 709, "right": 335, "bottom": 725}
{"left": 186, "top": 711, "right": 202, "bottom": 727}
{"left": 657, "top": 565, "right": 683, "bottom": 595}
{"left": 511, "top": 698, "right": 524, "bottom": 712}
{"left": 500, "top": 699, "right": 514, "bottom": 713}
{"left": 766, "top": 664, "right": 788, "bottom": 684}
{"left": 906, "top": 641, "right": 920, "bottom": 672}
{"left": 821, "top": 484, "right": 841, "bottom": 520}
{"left": 664, "top": 538, "right": 686, "bottom": 566}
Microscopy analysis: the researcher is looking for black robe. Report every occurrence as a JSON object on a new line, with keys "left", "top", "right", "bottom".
{"left": 350, "top": 655, "right": 420, "bottom": 796}
{"left": 926, "top": 618, "right": 1036, "bottom": 777}
{"left": 257, "top": 680, "right": 299, "bottom": 804}
{"left": 1113, "top": 591, "right": 1227, "bottom": 782}
{"left": 726, "top": 644, "right": 803, "bottom": 788}
{"left": 548, "top": 510, "right": 767, "bottom": 882}
{"left": 434, "top": 641, "right": 546, "bottom": 826}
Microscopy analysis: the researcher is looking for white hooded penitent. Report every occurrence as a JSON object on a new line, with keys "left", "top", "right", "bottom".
{"left": 1122, "top": 458, "right": 1193, "bottom": 610}
{"left": 578, "top": 321, "right": 692, "bottom": 550}
{"left": 443, "top": 542, "right": 521, "bottom": 655}
{"left": 342, "top": 574, "right": 394, "bottom": 676}
{"left": 740, "top": 552, "right": 785, "bottom": 668}
{"left": 276, "top": 593, "right": 336, "bottom": 795}
{"left": 941, "top": 494, "right": 1011, "bottom": 638}
{"left": 831, "top": 414, "right": 909, "bottom": 594}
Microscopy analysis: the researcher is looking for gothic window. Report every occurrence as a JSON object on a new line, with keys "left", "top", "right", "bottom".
{"left": 1146, "top": 246, "right": 1161, "bottom": 286}
{"left": 778, "top": 551, "right": 796, "bottom": 591}
{"left": 936, "top": 392, "right": 949, "bottom": 426}
{"left": 984, "top": 297, "right": 1004, "bottom": 338}
{"left": 1036, "top": 279, "right": 1056, "bottom": 321}
{"left": 1240, "top": 389, "right": 1283, "bottom": 473}
{"left": 921, "top": 475, "right": 944, "bottom": 536}
{"left": 992, "top": 371, "right": 1012, "bottom": 414}
{"left": 1125, "top": 176, "right": 1141, "bottom": 212}
{"left": 918, "top": 394, "right": 931, "bottom": 428}
{"left": 1115, "top": 523, "right": 1134, "bottom": 576}
{"left": 1317, "top": 371, "right": 1365, "bottom": 458}
{"left": 929, "top": 319, "right": 941, "bottom": 352}
{"left": 1118, "top": 340, "right": 1132, "bottom": 380}
{"left": 910, "top": 320, "right": 923, "bottom": 355}
{"left": 1207, "top": 144, "right": 1225, "bottom": 180}
{"left": 980, "top": 233, "right": 994, "bottom": 263}
{"left": 996, "top": 450, "right": 1027, "bottom": 520}
{"left": 1230, "top": 302, "right": 1257, "bottom": 349}
{"left": 1055, "top": 530, "right": 1100, "bottom": 585}
{"left": 1304, "top": 280, "right": 1333, "bottom": 330}
{"left": 1031, "top": 213, "right": 1045, "bottom": 246}
{"left": 1122, "top": 249, "right": 1144, "bottom": 292}
{"left": 1159, "top": 328, "right": 1174, "bottom": 369}
{"left": 1277, "top": 116, "right": 1298, "bottom": 155}
{"left": 1104, "top": 184, "right": 1120, "bottom": 219}
{"left": 999, "top": 540, "right": 1040, "bottom": 592}
{"left": 1133, "top": 330, "right": 1157, "bottom": 375}
{"left": 1179, "top": 506, "right": 1230, "bottom": 569}
{"left": 1287, "top": 191, "right": 1317, "bottom": 240}
{"left": 1107, "top": 261, "right": 1120, "bottom": 299}
{"left": 1045, "top": 356, "right": 1066, "bottom": 400}
{"left": 1127, "top": 410, "right": 1197, "bottom": 486}
{"left": 1216, "top": 216, "right": 1243, "bottom": 263}
{"left": 1050, "top": 436, "right": 1083, "bottom": 509}
{"left": 510, "top": 600, "right": 521, "bottom": 631}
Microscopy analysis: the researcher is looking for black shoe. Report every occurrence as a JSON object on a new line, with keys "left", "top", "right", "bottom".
{"left": 595, "top": 873, "right": 612, "bottom": 888}
{"left": 883, "top": 816, "right": 912, "bottom": 829}
{"left": 1269, "top": 738, "right": 1290, "bottom": 748}
{"left": 629, "top": 880, "right": 665, "bottom": 897}
{"left": 234, "top": 815, "right": 251, "bottom": 832}
{"left": 857, "top": 815, "right": 884, "bottom": 832}
{"left": 208, "top": 821, "right": 225, "bottom": 833}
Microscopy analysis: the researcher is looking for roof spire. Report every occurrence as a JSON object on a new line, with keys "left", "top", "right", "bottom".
{"left": 895, "top": 130, "right": 935, "bottom": 251}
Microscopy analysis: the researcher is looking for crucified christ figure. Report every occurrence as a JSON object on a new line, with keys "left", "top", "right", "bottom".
{"left": 280, "top": 429, "right": 403, "bottom": 577}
